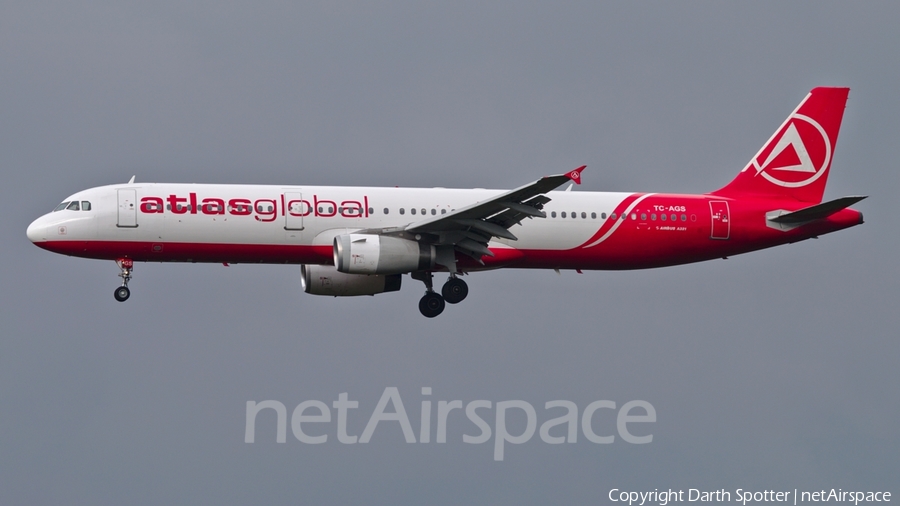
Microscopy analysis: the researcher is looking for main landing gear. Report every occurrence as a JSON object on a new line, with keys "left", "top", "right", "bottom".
{"left": 419, "top": 291, "right": 445, "bottom": 318}
{"left": 412, "top": 272, "right": 468, "bottom": 318}
{"left": 114, "top": 258, "right": 133, "bottom": 302}
{"left": 441, "top": 277, "right": 468, "bottom": 304}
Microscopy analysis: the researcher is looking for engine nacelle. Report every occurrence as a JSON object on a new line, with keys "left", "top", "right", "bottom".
{"left": 300, "top": 264, "right": 401, "bottom": 296}
{"left": 334, "top": 234, "right": 436, "bottom": 275}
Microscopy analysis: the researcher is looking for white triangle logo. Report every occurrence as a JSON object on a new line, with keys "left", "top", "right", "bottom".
{"left": 759, "top": 123, "right": 816, "bottom": 173}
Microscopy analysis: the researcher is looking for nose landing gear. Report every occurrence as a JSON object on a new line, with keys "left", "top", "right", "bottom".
{"left": 114, "top": 285, "right": 130, "bottom": 302}
{"left": 114, "top": 258, "right": 133, "bottom": 302}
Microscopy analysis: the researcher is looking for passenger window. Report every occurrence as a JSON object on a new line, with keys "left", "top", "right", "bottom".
{"left": 661, "top": 214, "right": 666, "bottom": 221}
{"left": 441, "top": 209, "right": 447, "bottom": 214}
{"left": 411, "top": 208, "right": 416, "bottom": 215}
{"left": 81, "top": 201, "right": 91, "bottom": 211}
{"left": 581, "top": 212, "right": 587, "bottom": 219}
{"left": 651, "top": 213, "right": 656, "bottom": 221}
{"left": 400, "top": 208, "right": 405, "bottom": 215}
{"left": 66, "top": 201, "right": 80, "bottom": 211}
{"left": 551, "top": 211, "right": 557, "bottom": 218}
{"left": 571, "top": 212, "right": 576, "bottom": 219}
{"left": 561, "top": 212, "right": 566, "bottom": 218}
{"left": 601, "top": 213, "right": 607, "bottom": 219}
{"left": 610, "top": 213, "right": 617, "bottom": 220}
{"left": 368, "top": 207, "right": 373, "bottom": 214}
{"left": 54, "top": 202, "right": 69, "bottom": 212}
{"left": 383, "top": 208, "right": 389, "bottom": 215}
{"left": 681, "top": 214, "right": 687, "bottom": 221}
{"left": 670, "top": 214, "right": 676, "bottom": 221}
{"left": 640, "top": 213, "right": 647, "bottom": 221}
{"left": 630, "top": 213, "right": 636, "bottom": 220}
{"left": 421, "top": 208, "right": 426, "bottom": 215}
{"left": 591, "top": 212, "right": 596, "bottom": 219}
{"left": 431, "top": 209, "right": 436, "bottom": 215}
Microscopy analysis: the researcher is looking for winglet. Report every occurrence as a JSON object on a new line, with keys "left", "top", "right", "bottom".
{"left": 565, "top": 166, "right": 586, "bottom": 185}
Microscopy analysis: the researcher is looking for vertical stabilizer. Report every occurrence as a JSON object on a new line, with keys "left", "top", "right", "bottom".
{"left": 711, "top": 87, "right": 849, "bottom": 203}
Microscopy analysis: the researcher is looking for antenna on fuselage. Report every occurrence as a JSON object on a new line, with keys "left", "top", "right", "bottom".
{"left": 127, "top": 175, "right": 136, "bottom": 184}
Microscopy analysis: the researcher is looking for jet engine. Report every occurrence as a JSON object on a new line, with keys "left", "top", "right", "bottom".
{"left": 300, "top": 264, "right": 401, "bottom": 296}
{"left": 333, "top": 234, "right": 435, "bottom": 275}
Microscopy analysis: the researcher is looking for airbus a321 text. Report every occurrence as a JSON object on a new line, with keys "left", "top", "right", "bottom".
{"left": 27, "top": 87, "right": 865, "bottom": 317}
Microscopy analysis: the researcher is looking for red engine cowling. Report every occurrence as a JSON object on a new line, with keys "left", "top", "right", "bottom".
{"left": 300, "top": 264, "right": 401, "bottom": 296}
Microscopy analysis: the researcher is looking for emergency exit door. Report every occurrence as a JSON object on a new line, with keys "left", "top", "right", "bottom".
{"left": 284, "top": 192, "right": 306, "bottom": 231}
{"left": 709, "top": 200, "right": 730, "bottom": 240}
{"left": 117, "top": 189, "right": 138, "bottom": 228}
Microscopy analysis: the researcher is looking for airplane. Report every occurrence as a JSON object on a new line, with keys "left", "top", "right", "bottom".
{"left": 27, "top": 87, "right": 865, "bottom": 317}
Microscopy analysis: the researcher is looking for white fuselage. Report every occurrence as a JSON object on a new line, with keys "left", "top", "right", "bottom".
{"left": 28, "top": 183, "right": 637, "bottom": 257}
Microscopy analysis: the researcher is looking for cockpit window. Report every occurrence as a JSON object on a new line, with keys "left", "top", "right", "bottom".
{"left": 53, "top": 200, "right": 91, "bottom": 211}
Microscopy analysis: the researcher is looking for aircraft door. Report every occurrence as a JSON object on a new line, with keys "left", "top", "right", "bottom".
{"left": 709, "top": 200, "right": 730, "bottom": 240}
{"left": 284, "top": 192, "right": 307, "bottom": 231}
{"left": 117, "top": 189, "right": 138, "bottom": 228}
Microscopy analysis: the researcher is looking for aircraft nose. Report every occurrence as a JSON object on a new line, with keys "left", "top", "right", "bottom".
{"left": 26, "top": 216, "right": 47, "bottom": 243}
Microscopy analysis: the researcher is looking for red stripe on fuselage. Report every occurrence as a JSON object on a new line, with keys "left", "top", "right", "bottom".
{"left": 34, "top": 240, "right": 335, "bottom": 265}
{"left": 32, "top": 205, "right": 862, "bottom": 270}
{"left": 575, "top": 193, "right": 646, "bottom": 248}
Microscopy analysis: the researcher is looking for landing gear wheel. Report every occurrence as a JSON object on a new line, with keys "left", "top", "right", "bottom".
{"left": 114, "top": 286, "right": 131, "bottom": 302}
{"left": 419, "top": 292, "right": 446, "bottom": 318}
{"left": 442, "top": 277, "right": 468, "bottom": 304}
{"left": 114, "top": 258, "right": 134, "bottom": 302}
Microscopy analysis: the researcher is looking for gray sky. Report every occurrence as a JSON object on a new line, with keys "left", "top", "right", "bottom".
{"left": 2, "top": 2, "right": 897, "bottom": 504}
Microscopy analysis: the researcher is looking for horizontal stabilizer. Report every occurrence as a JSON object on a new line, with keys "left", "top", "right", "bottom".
{"left": 769, "top": 196, "right": 867, "bottom": 224}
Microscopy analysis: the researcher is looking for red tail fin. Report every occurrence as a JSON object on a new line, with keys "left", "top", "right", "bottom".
{"left": 712, "top": 87, "right": 849, "bottom": 203}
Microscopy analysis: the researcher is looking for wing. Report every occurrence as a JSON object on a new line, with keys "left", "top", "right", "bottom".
{"left": 401, "top": 166, "right": 585, "bottom": 263}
